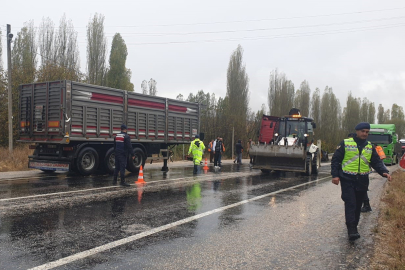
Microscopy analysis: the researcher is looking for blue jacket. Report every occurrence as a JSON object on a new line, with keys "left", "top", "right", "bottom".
{"left": 114, "top": 132, "right": 134, "bottom": 157}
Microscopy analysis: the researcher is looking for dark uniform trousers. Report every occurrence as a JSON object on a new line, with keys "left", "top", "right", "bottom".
{"left": 114, "top": 154, "right": 127, "bottom": 178}
{"left": 340, "top": 179, "right": 367, "bottom": 226}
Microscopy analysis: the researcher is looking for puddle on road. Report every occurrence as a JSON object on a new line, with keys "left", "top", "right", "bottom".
{"left": 0, "top": 164, "right": 331, "bottom": 269}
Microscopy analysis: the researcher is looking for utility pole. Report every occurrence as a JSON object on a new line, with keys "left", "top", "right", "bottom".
{"left": 7, "top": 24, "right": 13, "bottom": 154}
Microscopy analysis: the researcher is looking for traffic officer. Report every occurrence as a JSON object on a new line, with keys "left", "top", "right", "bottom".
{"left": 331, "top": 122, "right": 391, "bottom": 241}
{"left": 188, "top": 134, "right": 205, "bottom": 174}
{"left": 113, "top": 124, "right": 134, "bottom": 187}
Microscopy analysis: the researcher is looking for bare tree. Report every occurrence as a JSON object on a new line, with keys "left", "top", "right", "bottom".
{"left": 148, "top": 78, "right": 157, "bottom": 96}
{"left": 268, "top": 69, "right": 294, "bottom": 116}
{"left": 86, "top": 13, "right": 107, "bottom": 85}
{"left": 38, "top": 17, "right": 55, "bottom": 66}
{"left": 56, "top": 14, "right": 81, "bottom": 80}
{"left": 141, "top": 80, "right": 148, "bottom": 94}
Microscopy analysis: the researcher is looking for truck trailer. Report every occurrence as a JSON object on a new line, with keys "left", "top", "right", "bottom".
{"left": 18, "top": 80, "right": 202, "bottom": 175}
{"left": 250, "top": 108, "right": 321, "bottom": 175}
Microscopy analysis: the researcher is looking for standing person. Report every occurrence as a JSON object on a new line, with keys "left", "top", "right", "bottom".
{"left": 208, "top": 139, "right": 214, "bottom": 163}
{"left": 331, "top": 122, "right": 391, "bottom": 241}
{"left": 113, "top": 124, "right": 134, "bottom": 187}
{"left": 188, "top": 134, "right": 205, "bottom": 174}
{"left": 213, "top": 136, "right": 222, "bottom": 168}
{"left": 235, "top": 139, "right": 244, "bottom": 164}
{"left": 361, "top": 144, "right": 387, "bottom": 212}
{"left": 219, "top": 137, "right": 226, "bottom": 166}
{"left": 247, "top": 138, "right": 255, "bottom": 164}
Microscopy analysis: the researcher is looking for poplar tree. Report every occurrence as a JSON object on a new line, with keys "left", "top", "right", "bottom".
{"left": 86, "top": 13, "right": 107, "bottom": 86}
{"left": 342, "top": 92, "right": 360, "bottom": 133}
{"left": 320, "top": 87, "right": 341, "bottom": 150}
{"left": 310, "top": 88, "right": 321, "bottom": 128}
{"left": 225, "top": 45, "right": 249, "bottom": 154}
{"left": 106, "top": 33, "right": 134, "bottom": 91}
{"left": 377, "top": 104, "right": 385, "bottom": 124}
{"left": 293, "top": 80, "right": 311, "bottom": 116}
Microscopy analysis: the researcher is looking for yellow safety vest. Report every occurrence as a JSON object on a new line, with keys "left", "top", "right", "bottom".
{"left": 341, "top": 138, "right": 372, "bottom": 175}
{"left": 188, "top": 139, "right": 205, "bottom": 165}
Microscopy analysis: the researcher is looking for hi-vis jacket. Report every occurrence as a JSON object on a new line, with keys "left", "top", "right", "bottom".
{"left": 331, "top": 137, "right": 388, "bottom": 184}
{"left": 341, "top": 138, "right": 372, "bottom": 175}
{"left": 188, "top": 139, "right": 206, "bottom": 165}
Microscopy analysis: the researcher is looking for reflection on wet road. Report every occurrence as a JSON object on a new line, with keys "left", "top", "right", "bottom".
{"left": 0, "top": 162, "right": 361, "bottom": 269}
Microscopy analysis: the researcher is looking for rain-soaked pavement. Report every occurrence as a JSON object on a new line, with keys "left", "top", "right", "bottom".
{"left": 0, "top": 160, "right": 394, "bottom": 270}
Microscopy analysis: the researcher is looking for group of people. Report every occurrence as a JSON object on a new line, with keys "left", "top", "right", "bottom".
{"left": 188, "top": 136, "right": 256, "bottom": 174}
{"left": 332, "top": 122, "right": 391, "bottom": 241}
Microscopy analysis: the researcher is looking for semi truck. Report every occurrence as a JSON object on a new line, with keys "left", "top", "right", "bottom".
{"left": 18, "top": 80, "right": 202, "bottom": 175}
{"left": 250, "top": 108, "right": 321, "bottom": 175}
{"left": 368, "top": 124, "right": 402, "bottom": 165}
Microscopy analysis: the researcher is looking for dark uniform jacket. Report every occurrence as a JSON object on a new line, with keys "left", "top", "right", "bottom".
{"left": 331, "top": 136, "right": 389, "bottom": 191}
{"left": 114, "top": 132, "right": 134, "bottom": 157}
{"left": 235, "top": 142, "right": 243, "bottom": 154}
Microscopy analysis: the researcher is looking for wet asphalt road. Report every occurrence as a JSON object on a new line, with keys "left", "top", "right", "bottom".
{"left": 0, "top": 160, "right": 393, "bottom": 270}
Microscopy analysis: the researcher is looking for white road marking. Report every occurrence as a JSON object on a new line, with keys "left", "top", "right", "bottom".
{"left": 0, "top": 171, "right": 254, "bottom": 203}
{"left": 29, "top": 175, "right": 331, "bottom": 270}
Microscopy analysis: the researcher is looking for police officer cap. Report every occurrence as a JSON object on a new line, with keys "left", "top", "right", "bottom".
{"left": 355, "top": 122, "right": 370, "bottom": 130}
{"left": 195, "top": 134, "right": 199, "bottom": 138}
{"left": 121, "top": 124, "right": 127, "bottom": 130}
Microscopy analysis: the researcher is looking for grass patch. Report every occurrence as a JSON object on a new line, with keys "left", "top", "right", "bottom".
{"left": 371, "top": 170, "right": 405, "bottom": 269}
{"left": 0, "top": 145, "right": 32, "bottom": 172}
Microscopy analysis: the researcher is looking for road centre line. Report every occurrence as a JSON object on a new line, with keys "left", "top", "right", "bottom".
{"left": 29, "top": 175, "right": 332, "bottom": 270}
{"left": 0, "top": 171, "right": 254, "bottom": 203}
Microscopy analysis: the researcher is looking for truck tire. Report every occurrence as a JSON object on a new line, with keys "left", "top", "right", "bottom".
{"left": 127, "top": 148, "right": 146, "bottom": 173}
{"left": 305, "top": 155, "right": 312, "bottom": 176}
{"left": 76, "top": 147, "right": 99, "bottom": 176}
{"left": 103, "top": 148, "right": 115, "bottom": 174}
{"left": 312, "top": 151, "right": 319, "bottom": 175}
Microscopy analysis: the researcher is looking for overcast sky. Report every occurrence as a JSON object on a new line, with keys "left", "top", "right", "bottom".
{"left": 1, "top": 0, "right": 405, "bottom": 115}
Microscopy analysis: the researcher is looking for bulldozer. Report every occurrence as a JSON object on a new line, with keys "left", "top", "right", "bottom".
{"left": 251, "top": 108, "right": 321, "bottom": 175}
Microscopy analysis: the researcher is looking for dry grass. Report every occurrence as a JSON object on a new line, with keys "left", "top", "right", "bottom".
{"left": 0, "top": 145, "right": 32, "bottom": 172}
{"left": 371, "top": 170, "right": 405, "bottom": 270}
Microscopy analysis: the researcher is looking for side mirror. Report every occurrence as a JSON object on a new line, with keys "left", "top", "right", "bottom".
{"left": 270, "top": 122, "right": 273, "bottom": 128}
{"left": 312, "top": 122, "right": 317, "bottom": 128}
{"left": 199, "top": 133, "right": 205, "bottom": 141}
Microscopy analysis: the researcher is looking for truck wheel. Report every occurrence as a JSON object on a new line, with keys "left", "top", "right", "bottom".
{"left": 127, "top": 148, "right": 146, "bottom": 173}
{"left": 312, "top": 152, "right": 319, "bottom": 175}
{"left": 76, "top": 147, "right": 99, "bottom": 176}
{"left": 103, "top": 148, "right": 115, "bottom": 174}
{"left": 305, "top": 155, "right": 312, "bottom": 176}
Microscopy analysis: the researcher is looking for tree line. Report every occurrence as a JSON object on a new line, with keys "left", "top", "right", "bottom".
{"left": 0, "top": 15, "right": 404, "bottom": 155}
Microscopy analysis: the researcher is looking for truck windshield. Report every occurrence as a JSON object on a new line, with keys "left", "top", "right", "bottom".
{"left": 279, "top": 120, "right": 306, "bottom": 140}
{"left": 368, "top": 134, "right": 391, "bottom": 144}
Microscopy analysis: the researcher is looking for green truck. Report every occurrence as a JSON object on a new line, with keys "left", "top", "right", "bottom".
{"left": 368, "top": 124, "right": 402, "bottom": 165}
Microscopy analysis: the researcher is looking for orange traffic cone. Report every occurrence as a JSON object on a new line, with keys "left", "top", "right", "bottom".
{"left": 135, "top": 165, "right": 145, "bottom": 183}
{"left": 203, "top": 158, "right": 209, "bottom": 170}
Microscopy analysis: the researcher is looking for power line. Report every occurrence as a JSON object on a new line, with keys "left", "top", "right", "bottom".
{"left": 119, "top": 22, "right": 405, "bottom": 45}
{"left": 82, "top": 15, "right": 405, "bottom": 37}
{"left": 15, "top": 6, "right": 405, "bottom": 29}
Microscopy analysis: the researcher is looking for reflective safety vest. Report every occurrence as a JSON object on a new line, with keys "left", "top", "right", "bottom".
{"left": 375, "top": 145, "right": 386, "bottom": 159}
{"left": 341, "top": 138, "right": 372, "bottom": 175}
{"left": 188, "top": 139, "right": 206, "bottom": 165}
